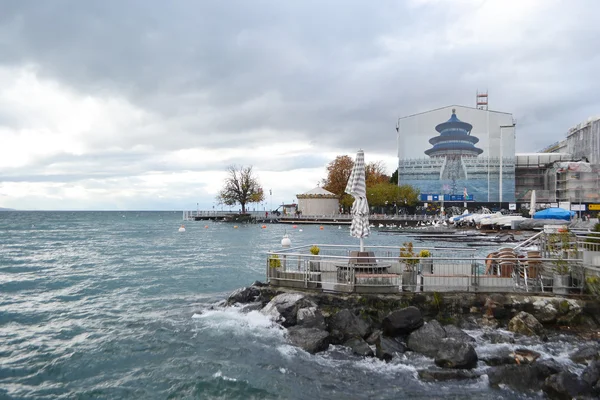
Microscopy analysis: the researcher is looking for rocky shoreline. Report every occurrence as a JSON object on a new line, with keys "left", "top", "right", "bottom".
{"left": 223, "top": 282, "right": 600, "bottom": 399}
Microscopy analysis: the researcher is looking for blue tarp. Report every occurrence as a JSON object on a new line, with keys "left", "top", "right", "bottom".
{"left": 532, "top": 207, "right": 575, "bottom": 220}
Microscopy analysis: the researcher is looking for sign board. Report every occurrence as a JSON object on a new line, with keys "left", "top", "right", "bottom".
{"left": 420, "top": 194, "right": 474, "bottom": 202}
{"left": 550, "top": 203, "right": 559, "bottom": 208}
{"left": 508, "top": 203, "right": 517, "bottom": 211}
{"left": 590, "top": 204, "right": 600, "bottom": 211}
{"left": 571, "top": 204, "right": 586, "bottom": 211}
{"left": 559, "top": 201, "right": 570, "bottom": 210}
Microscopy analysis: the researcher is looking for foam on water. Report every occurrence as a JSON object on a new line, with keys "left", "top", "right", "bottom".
{"left": 212, "top": 370, "right": 238, "bottom": 382}
{"left": 192, "top": 307, "right": 285, "bottom": 339}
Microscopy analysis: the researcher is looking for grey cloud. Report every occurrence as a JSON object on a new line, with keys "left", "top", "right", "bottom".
{"left": 1, "top": 0, "right": 599, "bottom": 201}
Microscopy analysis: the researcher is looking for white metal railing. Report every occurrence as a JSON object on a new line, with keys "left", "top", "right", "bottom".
{"left": 266, "top": 244, "right": 588, "bottom": 294}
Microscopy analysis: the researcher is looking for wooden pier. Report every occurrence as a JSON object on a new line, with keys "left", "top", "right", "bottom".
{"left": 183, "top": 210, "right": 432, "bottom": 226}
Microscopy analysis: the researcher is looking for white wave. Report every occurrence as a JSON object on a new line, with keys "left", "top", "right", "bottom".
{"left": 279, "top": 368, "right": 287, "bottom": 374}
{"left": 276, "top": 344, "right": 300, "bottom": 359}
{"left": 192, "top": 307, "right": 285, "bottom": 340}
{"left": 212, "top": 370, "right": 237, "bottom": 382}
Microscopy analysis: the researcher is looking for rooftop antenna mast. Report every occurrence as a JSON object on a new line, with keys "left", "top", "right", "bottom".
{"left": 476, "top": 90, "right": 488, "bottom": 110}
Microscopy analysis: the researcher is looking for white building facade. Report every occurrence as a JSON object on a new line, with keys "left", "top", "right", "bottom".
{"left": 296, "top": 187, "right": 339, "bottom": 216}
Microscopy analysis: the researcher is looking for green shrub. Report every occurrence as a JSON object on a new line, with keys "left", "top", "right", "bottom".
{"left": 269, "top": 254, "right": 281, "bottom": 268}
{"left": 309, "top": 245, "right": 320, "bottom": 255}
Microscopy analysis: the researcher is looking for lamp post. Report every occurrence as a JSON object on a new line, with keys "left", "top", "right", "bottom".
{"left": 499, "top": 124, "right": 516, "bottom": 205}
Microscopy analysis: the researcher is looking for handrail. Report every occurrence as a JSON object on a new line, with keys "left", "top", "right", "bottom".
{"left": 513, "top": 231, "right": 543, "bottom": 251}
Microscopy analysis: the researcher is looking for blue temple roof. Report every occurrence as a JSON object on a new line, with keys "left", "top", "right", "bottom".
{"left": 425, "top": 109, "right": 483, "bottom": 157}
{"left": 435, "top": 109, "right": 473, "bottom": 134}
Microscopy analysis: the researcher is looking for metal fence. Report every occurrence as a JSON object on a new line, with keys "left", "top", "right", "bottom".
{"left": 266, "top": 241, "right": 591, "bottom": 294}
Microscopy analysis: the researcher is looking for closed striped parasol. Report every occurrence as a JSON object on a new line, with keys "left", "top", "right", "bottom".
{"left": 345, "top": 149, "right": 370, "bottom": 251}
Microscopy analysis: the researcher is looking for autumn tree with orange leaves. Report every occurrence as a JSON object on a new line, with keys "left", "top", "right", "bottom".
{"left": 321, "top": 155, "right": 393, "bottom": 211}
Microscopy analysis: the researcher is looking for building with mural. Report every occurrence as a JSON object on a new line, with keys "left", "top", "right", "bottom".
{"left": 396, "top": 105, "right": 516, "bottom": 204}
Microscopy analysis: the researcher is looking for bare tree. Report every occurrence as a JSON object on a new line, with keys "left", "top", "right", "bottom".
{"left": 217, "top": 165, "right": 265, "bottom": 213}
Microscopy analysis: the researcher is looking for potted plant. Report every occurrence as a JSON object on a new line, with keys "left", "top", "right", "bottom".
{"left": 547, "top": 231, "right": 575, "bottom": 294}
{"left": 309, "top": 245, "right": 321, "bottom": 272}
{"left": 269, "top": 254, "right": 282, "bottom": 278}
{"left": 419, "top": 249, "right": 433, "bottom": 274}
{"left": 400, "top": 242, "right": 419, "bottom": 291}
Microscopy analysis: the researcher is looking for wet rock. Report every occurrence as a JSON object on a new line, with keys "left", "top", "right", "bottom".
{"left": 434, "top": 338, "right": 478, "bottom": 369}
{"left": 481, "top": 330, "right": 515, "bottom": 344}
{"left": 487, "top": 363, "right": 559, "bottom": 392}
{"left": 480, "top": 315, "right": 499, "bottom": 329}
{"left": 227, "top": 286, "right": 260, "bottom": 305}
{"left": 375, "top": 335, "right": 406, "bottom": 362}
{"left": 480, "top": 351, "right": 518, "bottom": 367}
{"left": 582, "top": 360, "right": 600, "bottom": 389}
{"left": 543, "top": 371, "right": 591, "bottom": 399}
{"left": 328, "top": 309, "right": 370, "bottom": 344}
{"left": 511, "top": 348, "right": 541, "bottom": 365}
{"left": 287, "top": 326, "right": 329, "bottom": 354}
{"left": 443, "top": 324, "right": 475, "bottom": 342}
{"left": 418, "top": 368, "right": 480, "bottom": 382}
{"left": 251, "top": 280, "right": 267, "bottom": 287}
{"left": 345, "top": 337, "right": 374, "bottom": 357}
{"left": 508, "top": 311, "right": 544, "bottom": 336}
{"left": 407, "top": 320, "right": 446, "bottom": 358}
{"left": 261, "top": 293, "right": 315, "bottom": 327}
{"left": 365, "top": 330, "right": 381, "bottom": 346}
{"left": 532, "top": 299, "right": 559, "bottom": 324}
{"left": 239, "top": 302, "right": 263, "bottom": 313}
{"left": 570, "top": 344, "right": 600, "bottom": 365}
{"left": 297, "top": 307, "right": 326, "bottom": 330}
{"left": 381, "top": 306, "right": 423, "bottom": 336}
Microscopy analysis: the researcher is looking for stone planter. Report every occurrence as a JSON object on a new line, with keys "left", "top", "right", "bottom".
{"left": 402, "top": 270, "right": 418, "bottom": 292}
{"left": 552, "top": 273, "right": 571, "bottom": 295}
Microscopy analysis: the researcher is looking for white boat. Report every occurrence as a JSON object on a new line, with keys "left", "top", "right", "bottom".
{"left": 178, "top": 225, "right": 186, "bottom": 232}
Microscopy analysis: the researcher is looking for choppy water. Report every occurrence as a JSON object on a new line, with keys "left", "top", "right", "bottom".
{"left": 0, "top": 211, "right": 589, "bottom": 399}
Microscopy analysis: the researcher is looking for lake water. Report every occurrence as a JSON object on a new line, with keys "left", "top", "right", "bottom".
{"left": 0, "top": 211, "right": 588, "bottom": 399}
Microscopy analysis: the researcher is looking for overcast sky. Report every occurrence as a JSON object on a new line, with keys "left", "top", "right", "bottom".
{"left": 1, "top": 0, "right": 599, "bottom": 210}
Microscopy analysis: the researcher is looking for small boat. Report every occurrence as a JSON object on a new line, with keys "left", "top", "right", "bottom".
{"left": 178, "top": 225, "right": 186, "bottom": 232}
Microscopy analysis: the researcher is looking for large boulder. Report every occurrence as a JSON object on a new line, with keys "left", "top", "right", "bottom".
{"left": 345, "top": 338, "right": 374, "bottom": 357}
{"left": 297, "top": 307, "right": 326, "bottom": 330}
{"left": 479, "top": 349, "right": 518, "bottom": 367}
{"left": 418, "top": 368, "right": 480, "bottom": 382}
{"left": 261, "top": 293, "right": 315, "bottom": 327}
{"left": 375, "top": 335, "right": 406, "bottom": 362}
{"left": 365, "top": 330, "right": 381, "bottom": 345}
{"left": 487, "top": 363, "right": 562, "bottom": 392}
{"left": 531, "top": 298, "right": 583, "bottom": 325}
{"left": 328, "top": 309, "right": 370, "bottom": 344}
{"left": 508, "top": 311, "right": 544, "bottom": 336}
{"left": 582, "top": 360, "right": 600, "bottom": 389}
{"left": 481, "top": 330, "right": 515, "bottom": 344}
{"left": 570, "top": 344, "right": 600, "bottom": 365}
{"left": 407, "top": 320, "right": 446, "bottom": 357}
{"left": 287, "top": 326, "right": 329, "bottom": 354}
{"left": 543, "top": 371, "right": 591, "bottom": 399}
{"left": 381, "top": 307, "right": 424, "bottom": 336}
{"left": 443, "top": 325, "right": 475, "bottom": 342}
{"left": 227, "top": 286, "right": 260, "bottom": 305}
{"left": 434, "top": 338, "right": 478, "bottom": 369}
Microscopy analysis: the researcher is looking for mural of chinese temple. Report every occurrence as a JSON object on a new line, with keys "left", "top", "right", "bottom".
{"left": 424, "top": 109, "right": 483, "bottom": 193}
{"left": 396, "top": 104, "right": 516, "bottom": 203}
